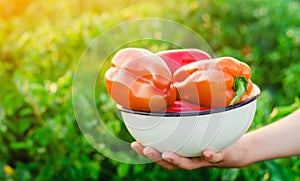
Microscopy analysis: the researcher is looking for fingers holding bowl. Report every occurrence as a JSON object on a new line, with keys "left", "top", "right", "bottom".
{"left": 160, "top": 150, "right": 224, "bottom": 170}
{"left": 131, "top": 141, "right": 178, "bottom": 170}
{"left": 131, "top": 142, "right": 226, "bottom": 170}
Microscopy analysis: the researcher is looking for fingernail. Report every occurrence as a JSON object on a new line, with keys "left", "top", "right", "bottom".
{"left": 203, "top": 150, "right": 212, "bottom": 159}
{"left": 162, "top": 151, "right": 174, "bottom": 162}
{"left": 130, "top": 142, "right": 137, "bottom": 149}
{"left": 143, "top": 147, "right": 155, "bottom": 159}
{"left": 147, "top": 153, "right": 155, "bottom": 159}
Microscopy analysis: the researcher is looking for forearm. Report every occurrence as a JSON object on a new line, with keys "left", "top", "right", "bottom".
{"left": 243, "top": 108, "right": 300, "bottom": 165}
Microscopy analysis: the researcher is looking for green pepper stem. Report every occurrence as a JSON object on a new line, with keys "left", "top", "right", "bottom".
{"left": 230, "top": 76, "right": 248, "bottom": 106}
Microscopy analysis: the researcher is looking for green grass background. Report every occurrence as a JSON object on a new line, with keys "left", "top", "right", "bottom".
{"left": 0, "top": 0, "right": 300, "bottom": 180}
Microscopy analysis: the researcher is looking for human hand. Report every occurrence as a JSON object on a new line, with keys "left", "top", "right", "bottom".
{"left": 131, "top": 136, "right": 251, "bottom": 170}
{"left": 131, "top": 142, "right": 226, "bottom": 170}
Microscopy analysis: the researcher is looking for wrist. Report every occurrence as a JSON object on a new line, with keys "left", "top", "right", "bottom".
{"left": 221, "top": 133, "right": 254, "bottom": 168}
{"left": 237, "top": 133, "right": 257, "bottom": 166}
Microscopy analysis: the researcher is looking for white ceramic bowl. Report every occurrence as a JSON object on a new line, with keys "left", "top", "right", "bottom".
{"left": 119, "top": 85, "right": 260, "bottom": 157}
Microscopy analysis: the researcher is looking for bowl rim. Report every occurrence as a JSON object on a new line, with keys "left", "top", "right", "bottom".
{"left": 117, "top": 84, "right": 260, "bottom": 117}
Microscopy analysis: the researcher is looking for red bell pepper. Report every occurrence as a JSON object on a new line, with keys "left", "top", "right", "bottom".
{"left": 157, "top": 49, "right": 211, "bottom": 74}
{"left": 166, "top": 100, "right": 210, "bottom": 112}
{"left": 157, "top": 49, "right": 212, "bottom": 112}
{"left": 105, "top": 48, "right": 176, "bottom": 112}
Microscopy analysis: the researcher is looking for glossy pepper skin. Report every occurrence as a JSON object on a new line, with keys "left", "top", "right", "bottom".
{"left": 105, "top": 48, "right": 176, "bottom": 112}
{"left": 166, "top": 100, "right": 210, "bottom": 112}
{"left": 157, "top": 49, "right": 211, "bottom": 74}
{"left": 173, "top": 57, "right": 253, "bottom": 108}
{"left": 157, "top": 49, "right": 212, "bottom": 112}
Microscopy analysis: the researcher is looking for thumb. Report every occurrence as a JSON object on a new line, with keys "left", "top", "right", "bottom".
{"left": 203, "top": 150, "right": 225, "bottom": 164}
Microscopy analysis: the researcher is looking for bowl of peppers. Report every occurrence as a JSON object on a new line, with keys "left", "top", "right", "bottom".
{"left": 105, "top": 48, "right": 260, "bottom": 157}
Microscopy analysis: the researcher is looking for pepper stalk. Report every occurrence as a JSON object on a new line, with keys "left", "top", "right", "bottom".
{"left": 230, "top": 76, "right": 249, "bottom": 105}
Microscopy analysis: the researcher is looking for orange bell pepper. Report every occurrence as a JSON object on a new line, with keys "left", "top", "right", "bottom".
{"left": 105, "top": 48, "right": 176, "bottom": 112}
{"left": 173, "top": 57, "right": 253, "bottom": 108}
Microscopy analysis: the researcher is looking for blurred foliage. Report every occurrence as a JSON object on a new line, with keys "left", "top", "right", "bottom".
{"left": 0, "top": 0, "right": 299, "bottom": 180}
